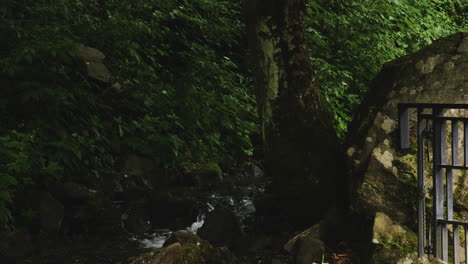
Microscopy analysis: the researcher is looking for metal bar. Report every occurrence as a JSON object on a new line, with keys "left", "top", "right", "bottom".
{"left": 449, "top": 120, "right": 459, "bottom": 263}
{"left": 399, "top": 103, "right": 468, "bottom": 109}
{"left": 417, "top": 108, "right": 425, "bottom": 258}
{"left": 420, "top": 114, "right": 468, "bottom": 121}
{"left": 433, "top": 107, "right": 444, "bottom": 258}
{"left": 440, "top": 118, "right": 449, "bottom": 261}
{"left": 453, "top": 121, "right": 459, "bottom": 166}
{"left": 444, "top": 168, "right": 453, "bottom": 262}
{"left": 447, "top": 169, "right": 453, "bottom": 222}
{"left": 454, "top": 224, "right": 460, "bottom": 264}
{"left": 441, "top": 120, "right": 447, "bottom": 166}
{"left": 437, "top": 219, "right": 468, "bottom": 226}
{"left": 465, "top": 227, "right": 468, "bottom": 264}
{"left": 400, "top": 105, "right": 410, "bottom": 149}
{"left": 465, "top": 121, "right": 468, "bottom": 167}
{"left": 438, "top": 165, "right": 468, "bottom": 170}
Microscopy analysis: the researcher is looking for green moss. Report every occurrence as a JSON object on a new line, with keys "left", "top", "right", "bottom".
{"left": 196, "top": 162, "right": 222, "bottom": 178}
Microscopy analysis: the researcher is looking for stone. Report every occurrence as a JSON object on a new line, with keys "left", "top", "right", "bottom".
{"left": 122, "top": 207, "right": 152, "bottom": 234}
{"left": 197, "top": 206, "right": 242, "bottom": 247}
{"left": 39, "top": 192, "right": 64, "bottom": 236}
{"left": 150, "top": 192, "right": 196, "bottom": 230}
{"left": 370, "top": 212, "right": 417, "bottom": 264}
{"left": 241, "top": 163, "right": 264, "bottom": 178}
{"left": 284, "top": 224, "right": 325, "bottom": 264}
{"left": 75, "top": 44, "right": 112, "bottom": 83}
{"left": 194, "top": 162, "right": 223, "bottom": 188}
{"left": 127, "top": 242, "right": 181, "bottom": 264}
{"left": 124, "top": 154, "right": 155, "bottom": 177}
{"left": 346, "top": 32, "right": 468, "bottom": 263}
{"left": 240, "top": 233, "right": 272, "bottom": 253}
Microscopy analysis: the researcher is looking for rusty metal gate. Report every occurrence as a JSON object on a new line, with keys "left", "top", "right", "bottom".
{"left": 399, "top": 103, "right": 468, "bottom": 263}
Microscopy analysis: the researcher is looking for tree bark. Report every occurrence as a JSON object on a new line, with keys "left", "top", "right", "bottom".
{"left": 246, "top": 0, "right": 345, "bottom": 227}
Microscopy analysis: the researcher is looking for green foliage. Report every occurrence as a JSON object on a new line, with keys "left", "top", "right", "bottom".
{"left": 0, "top": 130, "right": 62, "bottom": 228}
{"left": 306, "top": 0, "right": 463, "bottom": 138}
{"left": 0, "top": 0, "right": 257, "bottom": 230}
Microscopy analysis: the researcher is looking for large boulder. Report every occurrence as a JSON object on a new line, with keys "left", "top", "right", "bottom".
{"left": 197, "top": 206, "right": 242, "bottom": 247}
{"left": 346, "top": 32, "right": 467, "bottom": 263}
{"left": 182, "top": 162, "right": 223, "bottom": 189}
{"left": 150, "top": 191, "right": 197, "bottom": 230}
{"left": 283, "top": 224, "right": 325, "bottom": 264}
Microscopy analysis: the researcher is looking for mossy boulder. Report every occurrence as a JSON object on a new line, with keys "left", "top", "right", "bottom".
{"left": 346, "top": 32, "right": 467, "bottom": 263}
{"left": 127, "top": 232, "right": 238, "bottom": 264}
{"left": 188, "top": 162, "right": 223, "bottom": 189}
{"left": 371, "top": 212, "right": 417, "bottom": 264}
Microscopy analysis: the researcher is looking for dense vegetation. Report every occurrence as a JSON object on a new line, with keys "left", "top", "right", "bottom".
{"left": 307, "top": 0, "right": 466, "bottom": 136}
{"left": 0, "top": 0, "right": 465, "bottom": 231}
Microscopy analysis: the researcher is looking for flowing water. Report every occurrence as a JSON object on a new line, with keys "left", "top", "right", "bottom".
{"left": 134, "top": 194, "right": 256, "bottom": 249}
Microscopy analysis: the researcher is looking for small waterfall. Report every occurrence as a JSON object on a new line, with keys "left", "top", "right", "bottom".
{"left": 186, "top": 213, "right": 206, "bottom": 234}
{"left": 134, "top": 192, "right": 256, "bottom": 249}
{"left": 135, "top": 212, "right": 206, "bottom": 249}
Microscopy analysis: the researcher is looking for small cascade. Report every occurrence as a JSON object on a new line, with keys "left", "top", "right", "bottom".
{"left": 135, "top": 212, "right": 206, "bottom": 249}
{"left": 186, "top": 213, "right": 206, "bottom": 234}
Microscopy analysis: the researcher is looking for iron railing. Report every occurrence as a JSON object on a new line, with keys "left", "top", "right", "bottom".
{"left": 399, "top": 103, "right": 468, "bottom": 263}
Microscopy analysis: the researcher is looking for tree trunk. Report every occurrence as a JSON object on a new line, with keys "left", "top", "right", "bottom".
{"left": 246, "top": 0, "right": 345, "bottom": 227}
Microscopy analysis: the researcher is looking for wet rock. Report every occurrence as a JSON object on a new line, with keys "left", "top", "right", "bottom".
{"left": 193, "top": 162, "right": 223, "bottom": 189}
{"left": 117, "top": 174, "right": 153, "bottom": 202}
{"left": 39, "top": 192, "right": 64, "bottom": 236}
{"left": 241, "top": 163, "right": 264, "bottom": 178}
{"left": 284, "top": 224, "right": 325, "bottom": 264}
{"left": 197, "top": 206, "right": 242, "bottom": 247}
{"left": 122, "top": 207, "right": 152, "bottom": 234}
{"left": 128, "top": 242, "right": 181, "bottom": 264}
{"left": 234, "top": 233, "right": 272, "bottom": 254}
{"left": 150, "top": 192, "right": 196, "bottom": 230}
{"left": 128, "top": 232, "right": 237, "bottom": 264}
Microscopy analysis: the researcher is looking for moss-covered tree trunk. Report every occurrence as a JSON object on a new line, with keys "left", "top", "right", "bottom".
{"left": 246, "top": 0, "right": 345, "bottom": 226}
